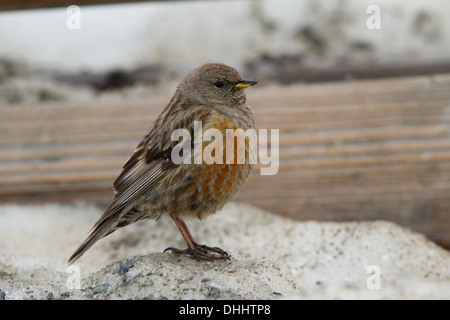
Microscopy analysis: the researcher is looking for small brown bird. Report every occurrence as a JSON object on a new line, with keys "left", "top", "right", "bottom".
{"left": 68, "top": 63, "right": 257, "bottom": 264}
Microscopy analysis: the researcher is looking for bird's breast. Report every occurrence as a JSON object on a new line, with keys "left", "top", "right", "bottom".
{"left": 170, "top": 112, "right": 255, "bottom": 219}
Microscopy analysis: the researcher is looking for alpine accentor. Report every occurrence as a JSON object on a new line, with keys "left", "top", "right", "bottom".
{"left": 68, "top": 63, "right": 257, "bottom": 263}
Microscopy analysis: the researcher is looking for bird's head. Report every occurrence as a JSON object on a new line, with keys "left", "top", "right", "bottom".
{"left": 177, "top": 63, "right": 257, "bottom": 106}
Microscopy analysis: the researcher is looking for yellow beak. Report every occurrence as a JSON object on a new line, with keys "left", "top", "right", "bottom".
{"left": 235, "top": 79, "right": 258, "bottom": 88}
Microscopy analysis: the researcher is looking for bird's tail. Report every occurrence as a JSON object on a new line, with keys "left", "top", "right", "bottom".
{"left": 67, "top": 204, "right": 122, "bottom": 264}
{"left": 67, "top": 219, "right": 116, "bottom": 265}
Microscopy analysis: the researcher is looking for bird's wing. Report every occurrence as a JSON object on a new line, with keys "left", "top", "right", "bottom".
{"left": 68, "top": 106, "right": 207, "bottom": 264}
{"left": 105, "top": 105, "right": 205, "bottom": 224}
{"left": 93, "top": 137, "right": 171, "bottom": 229}
{"left": 67, "top": 132, "right": 171, "bottom": 264}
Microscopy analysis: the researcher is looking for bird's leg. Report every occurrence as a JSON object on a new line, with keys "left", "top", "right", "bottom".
{"left": 164, "top": 217, "right": 229, "bottom": 261}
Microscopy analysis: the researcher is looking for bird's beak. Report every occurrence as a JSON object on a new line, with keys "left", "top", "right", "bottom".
{"left": 235, "top": 79, "right": 258, "bottom": 88}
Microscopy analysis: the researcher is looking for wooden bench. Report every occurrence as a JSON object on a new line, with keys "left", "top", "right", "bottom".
{"left": 1, "top": 74, "right": 450, "bottom": 248}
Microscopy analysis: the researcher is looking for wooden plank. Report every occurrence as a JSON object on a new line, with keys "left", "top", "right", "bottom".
{"left": 1, "top": 74, "right": 450, "bottom": 249}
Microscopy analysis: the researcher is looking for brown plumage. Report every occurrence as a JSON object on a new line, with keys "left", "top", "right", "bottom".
{"left": 68, "top": 63, "right": 257, "bottom": 264}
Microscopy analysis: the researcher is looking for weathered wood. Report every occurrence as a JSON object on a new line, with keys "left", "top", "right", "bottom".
{"left": 1, "top": 74, "right": 450, "bottom": 248}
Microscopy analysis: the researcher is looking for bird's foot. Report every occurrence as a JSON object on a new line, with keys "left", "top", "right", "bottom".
{"left": 164, "top": 243, "right": 230, "bottom": 261}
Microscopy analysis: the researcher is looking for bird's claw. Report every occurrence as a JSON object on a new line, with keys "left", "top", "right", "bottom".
{"left": 164, "top": 243, "right": 230, "bottom": 261}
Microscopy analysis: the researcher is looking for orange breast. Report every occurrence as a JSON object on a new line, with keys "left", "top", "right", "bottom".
{"left": 196, "top": 113, "right": 250, "bottom": 202}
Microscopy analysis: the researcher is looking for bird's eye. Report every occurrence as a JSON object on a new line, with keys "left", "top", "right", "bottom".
{"left": 214, "top": 81, "right": 225, "bottom": 88}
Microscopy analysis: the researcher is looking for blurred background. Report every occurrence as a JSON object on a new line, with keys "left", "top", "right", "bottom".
{"left": 1, "top": 0, "right": 450, "bottom": 102}
{"left": 0, "top": 0, "right": 449, "bottom": 248}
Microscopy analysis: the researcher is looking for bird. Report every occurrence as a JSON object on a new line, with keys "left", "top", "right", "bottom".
{"left": 68, "top": 63, "right": 257, "bottom": 264}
